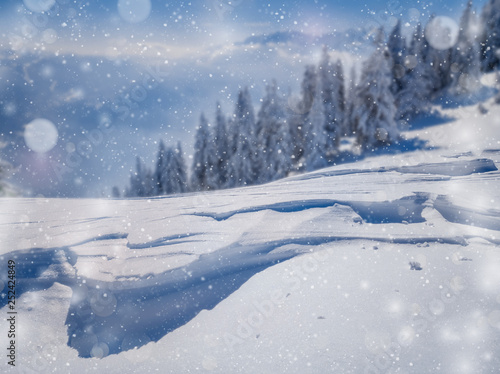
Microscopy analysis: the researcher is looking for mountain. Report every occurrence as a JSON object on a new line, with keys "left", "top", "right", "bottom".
{"left": 239, "top": 28, "right": 372, "bottom": 54}
{"left": 1, "top": 97, "right": 499, "bottom": 372}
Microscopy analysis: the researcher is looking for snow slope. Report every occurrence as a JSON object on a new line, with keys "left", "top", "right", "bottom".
{"left": 1, "top": 99, "right": 500, "bottom": 373}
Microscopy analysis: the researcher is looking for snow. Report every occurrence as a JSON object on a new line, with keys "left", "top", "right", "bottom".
{"left": 1, "top": 100, "right": 500, "bottom": 372}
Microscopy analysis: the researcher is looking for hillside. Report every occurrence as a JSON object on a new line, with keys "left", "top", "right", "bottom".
{"left": 1, "top": 98, "right": 500, "bottom": 373}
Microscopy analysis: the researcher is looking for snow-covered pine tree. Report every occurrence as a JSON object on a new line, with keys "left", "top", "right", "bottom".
{"left": 287, "top": 64, "right": 319, "bottom": 169}
{"left": 163, "top": 143, "right": 188, "bottom": 194}
{"left": 286, "top": 102, "right": 304, "bottom": 168}
{"left": 228, "top": 87, "right": 258, "bottom": 186}
{"left": 127, "top": 156, "right": 155, "bottom": 197}
{"left": 225, "top": 116, "right": 241, "bottom": 189}
{"left": 408, "top": 22, "right": 442, "bottom": 96}
{"left": 480, "top": 0, "right": 500, "bottom": 71}
{"left": 304, "top": 73, "right": 328, "bottom": 171}
{"left": 450, "top": 0, "right": 481, "bottom": 94}
{"left": 344, "top": 65, "right": 358, "bottom": 137}
{"left": 204, "top": 128, "right": 222, "bottom": 191}
{"left": 191, "top": 113, "right": 213, "bottom": 191}
{"left": 143, "top": 168, "right": 156, "bottom": 197}
{"left": 335, "top": 59, "right": 346, "bottom": 123}
{"left": 160, "top": 146, "right": 175, "bottom": 194}
{"left": 208, "top": 102, "right": 229, "bottom": 189}
{"left": 173, "top": 141, "right": 188, "bottom": 193}
{"left": 396, "top": 24, "right": 435, "bottom": 120}
{"left": 352, "top": 41, "right": 399, "bottom": 150}
{"left": 256, "top": 80, "right": 293, "bottom": 182}
{"left": 127, "top": 156, "right": 145, "bottom": 197}
{"left": 318, "top": 46, "right": 344, "bottom": 160}
{"left": 301, "top": 65, "right": 317, "bottom": 114}
{"left": 287, "top": 65, "right": 317, "bottom": 165}
{"left": 255, "top": 83, "right": 273, "bottom": 182}
{"left": 267, "top": 124, "right": 293, "bottom": 181}
{"left": 387, "top": 19, "right": 408, "bottom": 95}
{"left": 425, "top": 14, "right": 454, "bottom": 92}
{"left": 155, "top": 140, "right": 167, "bottom": 195}
{"left": 227, "top": 108, "right": 239, "bottom": 159}
{"left": 397, "top": 59, "right": 434, "bottom": 120}
{"left": 111, "top": 186, "right": 121, "bottom": 198}
{"left": 224, "top": 114, "right": 239, "bottom": 188}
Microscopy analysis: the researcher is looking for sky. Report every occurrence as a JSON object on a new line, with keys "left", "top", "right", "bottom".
{"left": 0, "top": 0, "right": 487, "bottom": 58}
{"left": 0, "top": 0, "right": 489, "bottom": 197}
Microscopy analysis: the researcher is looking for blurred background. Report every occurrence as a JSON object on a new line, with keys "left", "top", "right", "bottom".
{"left": 0, "top": 0, "right": 483, "bottom": 197}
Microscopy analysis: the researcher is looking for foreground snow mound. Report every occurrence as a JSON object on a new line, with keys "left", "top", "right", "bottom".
{"left": 1, "top": 104, "right": 500, "bottom": 373}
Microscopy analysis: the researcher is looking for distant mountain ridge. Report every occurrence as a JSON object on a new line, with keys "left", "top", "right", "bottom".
{"left": 238, "top": 28, "right": 373, "bottom": 53}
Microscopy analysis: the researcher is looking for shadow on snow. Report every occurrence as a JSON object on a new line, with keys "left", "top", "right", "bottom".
{"left": 0, "top": 235, "right": 300, "bottom": 358}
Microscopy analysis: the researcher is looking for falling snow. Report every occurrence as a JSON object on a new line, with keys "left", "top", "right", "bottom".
{"left": 1, "top": 0, "right": 500, "bottom": 373}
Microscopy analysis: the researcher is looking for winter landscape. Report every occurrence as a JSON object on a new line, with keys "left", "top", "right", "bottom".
{"left": 1, "top": 0, "right": 500, "bottom": 373}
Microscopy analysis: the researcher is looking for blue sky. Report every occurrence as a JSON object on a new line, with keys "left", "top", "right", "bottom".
{"left": 0, "top": 0, "right": 487, "bottom": 68}
{"left": 0, "top": 1, "right": 488, "bottom": 51}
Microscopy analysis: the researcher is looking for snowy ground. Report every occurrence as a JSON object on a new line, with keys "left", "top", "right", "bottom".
{"left": 1, "top": 99, "right": 500, "bottom": 373}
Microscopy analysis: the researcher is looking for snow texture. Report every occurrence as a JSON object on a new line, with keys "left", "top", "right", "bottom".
{"left": 1, "top": 99, "right": 500, "bottom": 373}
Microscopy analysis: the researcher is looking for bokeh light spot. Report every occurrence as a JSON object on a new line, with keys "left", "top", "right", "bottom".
{"left": 118, "top": 0, "right": 152, "bottom": 23}
{"left": 425, "top": 16, "right": 459, "bottom": 50}
{"left": 24, "top": 118, "right": 58, "bottom": 153}
{"left": 23, "top": 0, "right": 55, "bottom": 13}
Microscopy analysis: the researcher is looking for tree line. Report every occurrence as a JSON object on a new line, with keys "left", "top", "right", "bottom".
{"left": 122, "top": 0, "right": 498, "bottom": 197}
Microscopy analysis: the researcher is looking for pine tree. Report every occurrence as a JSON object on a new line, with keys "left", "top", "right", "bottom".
{"left": 256, "top": 80, "right": 293, "bottom": 182}
{"left": 111, "top": 186, "right": 121, "bottom": 198}
{"left": 255, "top": 83, "right": 273, "bottom": 182}
{"left": 480, "top": 0, "right": 500, "bottom": 71}
{"left": 352, "top": 45, "right": 399, "bottom": 150}
{"left": 127, "top": 157, "right": 155, "bottom": 197}
{"left": 224, "top": 115, "right": 239, "bottom": 188}
{"left": 267, "top": 122, "right": 293, "bottom": 181}
{"left": 204, "top": 129, "right": 221, "bottom": 191}
{"left": 155, "top": 142, "right": 181, "bottom": 195}
{"left": 129, "top": 157, "right": 144, "bottom": 197}
{"left": 301, "top": 65, "right": 317, "bottom": 114}
{"left": 335, "top": 59, "right": 346, "bottom": 121}
{"left": 344, "top": 65, "right": 358, "bottom": 137}
{"left": 228, "top": 87, "right": 257, "bottom": 186}
{"left": 425, "top": 15, "right": 454, "bottom": 92}
{"left": 191, "top": 113, "right": 213, "bottom": 191}
{"left": 451, "top": 0, "right": 481, "bottom": 94}
{"left": 209, "top": 102, "right": 229, "bottom": 189}
{"left": 174, "top": 142, "right": 188, "bottom": 193}
{"left": 143, "top": 168, "right": 156, "bottom": 197}
{"left": 318, "top": 47, "right": 344, "bottom": 159}
{"left": 396, "top": 24, "right": 435, "bottom": 120}
{"left": 387, "top": 19, "right": 408, "bottom": 95}
{"left": 397, "top": 60, "right": 434, "bottom": 120}
{"left": 304, "top": 76, "right": 328, "bottom": 171}
{"left": 160, "top": 146, "right": 173, "bottom": 194}
{"left": 411, "top": 23, "right": 441, "bottom": 96}
{"left": 162, "top": 142, "right": 188, "bottom": 194}
{"left": 155, "top": 140, "right": 167, "bottom": 195}
{"left": 286, "top": 65, "right": 319, "bottom": 166}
